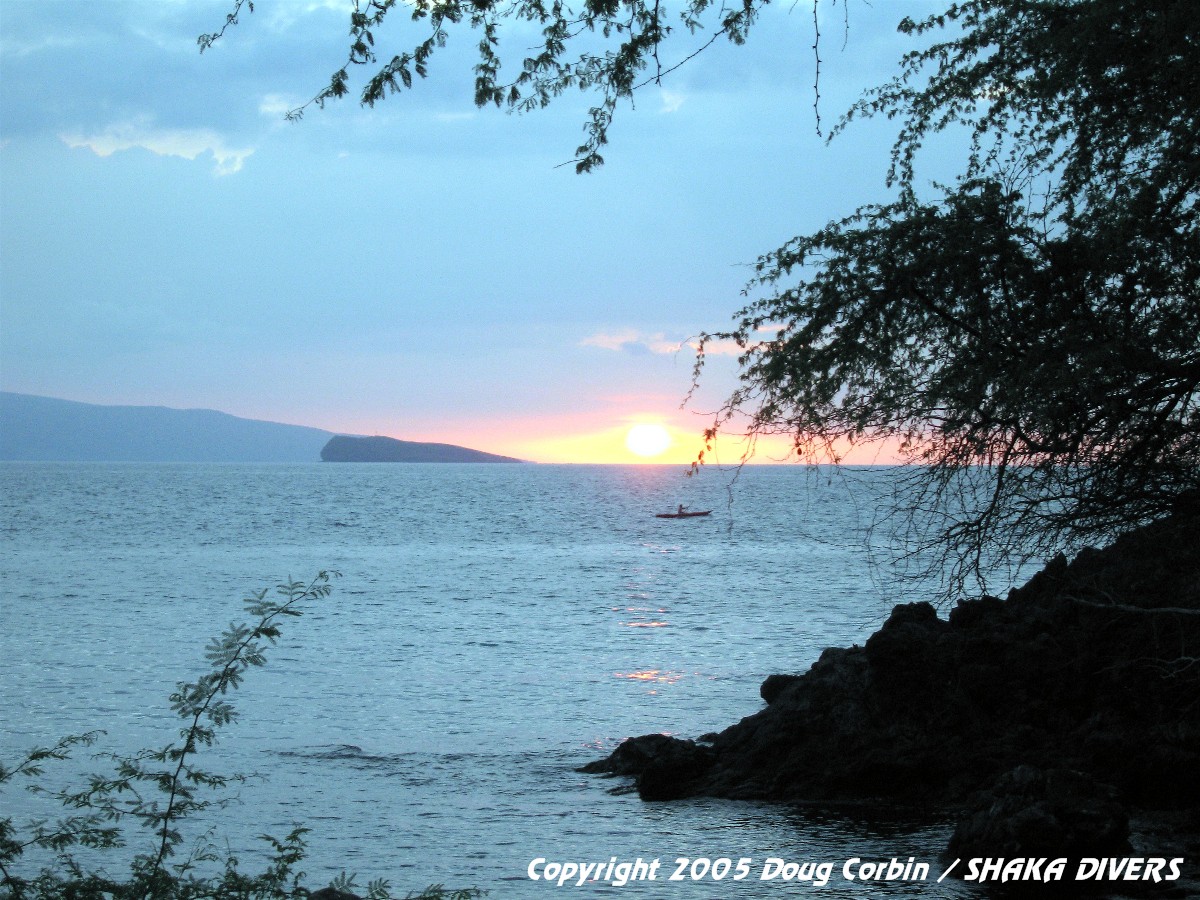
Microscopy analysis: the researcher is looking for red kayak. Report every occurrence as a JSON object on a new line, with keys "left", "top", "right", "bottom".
{"left": 655, "top": 510, "right": 712, "bottom": 519}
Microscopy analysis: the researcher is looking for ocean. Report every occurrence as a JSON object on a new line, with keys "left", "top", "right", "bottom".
{"left": 0, "top": 462, "right": 978, "bottom": 897}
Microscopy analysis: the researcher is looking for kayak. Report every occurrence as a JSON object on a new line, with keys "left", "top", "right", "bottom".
{"left": 654, "top": 510, "right": 713, "bottom": 519}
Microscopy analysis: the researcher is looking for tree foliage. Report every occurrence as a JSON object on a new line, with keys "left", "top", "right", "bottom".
{"left": 199, "top": 0, "right": 777, "bottom": 172}
{"left": 694, "top": 0, "right": 1200, "bottom": 593}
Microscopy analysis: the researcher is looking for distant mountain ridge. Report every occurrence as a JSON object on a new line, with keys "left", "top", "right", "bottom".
{"left": 0, "top": 393, "right": 518, "bottom": 463}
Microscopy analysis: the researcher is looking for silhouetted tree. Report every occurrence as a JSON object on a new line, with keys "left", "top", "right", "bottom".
{"left": 694, "top": 0, "right": 1199, "bottom": 593}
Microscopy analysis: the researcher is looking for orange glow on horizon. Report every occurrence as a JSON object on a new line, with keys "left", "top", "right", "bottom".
{"left": 330, "top": 413, "right": 906, "bottom": 465}
{"left": 510, "top": 421, "right": 709, "bottom": 465}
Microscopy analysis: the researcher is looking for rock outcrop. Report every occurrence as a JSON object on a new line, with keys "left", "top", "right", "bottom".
{"left": 584, "top": 512, "right": 1200, "bottom": 868}
{"left": 947, "top": 766, "right": 1131, "bottom": 862}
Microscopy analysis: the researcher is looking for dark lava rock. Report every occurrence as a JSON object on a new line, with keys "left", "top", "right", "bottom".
{"left": 760, "top": 673, "right": 802, "bottom": 705}
{"left": 579, "top": 734, "right": 715, "bottom": 799}
{"left": 638, "top": 740, "right": 717, "bottom": 801}
{"left": 582, "top": 513, "right": 1200, "bottom": 813}
{"left": 579, "top": 733, "right": 686, "bottom": 777}
{"left": 947, "top": 766, "right": 1131, "bottom": 861}
{"left": 308, "top": 888, "right": 361, "bottom": 900}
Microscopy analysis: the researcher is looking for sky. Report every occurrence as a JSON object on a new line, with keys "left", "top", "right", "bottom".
{"left": 0, "top": 0, "right": 949, "bottom": 463}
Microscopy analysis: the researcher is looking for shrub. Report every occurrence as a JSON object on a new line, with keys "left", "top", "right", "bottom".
{"left": 0, "top": 573, "right": 484, "bottom": 900}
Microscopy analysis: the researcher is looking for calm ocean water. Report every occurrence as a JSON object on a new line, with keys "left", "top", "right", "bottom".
{"left": 0, "top": 463, "right": 978, "bottom": 897}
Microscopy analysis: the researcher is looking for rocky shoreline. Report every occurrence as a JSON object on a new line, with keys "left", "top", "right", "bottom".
{"left": 583, "top": 513, "right": 1200, "bottom": 890}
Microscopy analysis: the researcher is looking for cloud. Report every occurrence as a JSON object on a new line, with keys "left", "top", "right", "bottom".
{"left": 581, "top": 329, "right": 686, "bottom": 356}
{"left": 61, "top": 121, "right": 254, "bottom": 175}
{"left": 692, "top": 322, "right": 791, "bottom": 358}
{"left": 659, "top": 89, "right": 686, "bottom": 113}
{"left": 262, "top": 0, "right": 355, "bottom": 32}
{"left": 581, "top": 328, "right": 756, "bottom": 357}
{"left": 691, "top": 338, "right": 743, "bottom": 357}
{"left": 0, "top": 34, "right": 87, "bottom": 58}
{"left": 690, "top": 324, "right": 786, "bottom": 358}
{"left": 258, "top": 94, "right": 297, "bottom": 118}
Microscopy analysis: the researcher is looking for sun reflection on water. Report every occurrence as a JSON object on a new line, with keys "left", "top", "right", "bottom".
{"left": 613, "top": 670, "right": 683, "bottom": 683}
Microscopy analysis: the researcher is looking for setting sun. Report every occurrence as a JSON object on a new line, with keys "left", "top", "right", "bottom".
{"left": 624, "top": 423, "right": 673, "bottom": 458}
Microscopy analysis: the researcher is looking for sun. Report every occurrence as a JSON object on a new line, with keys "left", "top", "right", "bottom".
{"left": 625, "top": 423, "right": 673, "bottom": 458}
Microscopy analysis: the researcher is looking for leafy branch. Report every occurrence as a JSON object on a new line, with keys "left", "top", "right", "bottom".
{"left": 1, "top": 571, "right": 485, "bottom": 899}
{"left": 145, "top": 572, "right": 336, "bottom": 881}
{"left": 200, "top": 0, "right": 782, "bottom": 172}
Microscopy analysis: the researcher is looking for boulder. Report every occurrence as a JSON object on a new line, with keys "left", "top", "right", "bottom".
{"left": 760, "top": 673, "right": 802, "bottom": 705}
{"left": 947, "top": 766, "right": 1131, "bottom": 861}
{"left": 578, "top": 734, "right": 714, "bottom": 800}
{"left": 308, "top": 888, "right": 361, "bottom": 900}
